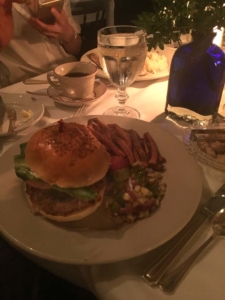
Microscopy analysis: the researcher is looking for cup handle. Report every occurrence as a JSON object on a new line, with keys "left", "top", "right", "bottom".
{"left": 47, "top": 71, "right": 60, "bottom": 90}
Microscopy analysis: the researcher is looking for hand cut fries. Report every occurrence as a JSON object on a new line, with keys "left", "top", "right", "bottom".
{"left": 87, "top": 118, "right": 166, "bottom": 171}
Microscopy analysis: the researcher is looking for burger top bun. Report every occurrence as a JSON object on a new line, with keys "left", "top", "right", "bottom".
{"left": 25, "top": 121, "right": 111, "bottom": 188}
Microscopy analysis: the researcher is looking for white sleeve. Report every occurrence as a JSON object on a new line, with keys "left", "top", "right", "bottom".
{"left": 63, "top": 0, "right": 81, "bottom": 34}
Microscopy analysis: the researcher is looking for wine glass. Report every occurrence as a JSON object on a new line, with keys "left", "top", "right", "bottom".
{"left": 97, "top": 25, "right": 147, "bottom": 118}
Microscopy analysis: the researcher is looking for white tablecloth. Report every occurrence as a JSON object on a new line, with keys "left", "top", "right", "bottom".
{"left": 1, "top": 73, "right": 225, "bottom": 299}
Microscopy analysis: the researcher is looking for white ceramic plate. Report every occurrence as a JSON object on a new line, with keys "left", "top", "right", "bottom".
{"left": 47, "top": 81, "right": 107, "bottom": 107}
{"left": 0, "top": 93, "right": 44, "bottom": 137}
{"left": 80, "top": 47, "right": 176, "bottom": 81}
{"left": 0, "top": 115, "right": 202, "bottom": 265}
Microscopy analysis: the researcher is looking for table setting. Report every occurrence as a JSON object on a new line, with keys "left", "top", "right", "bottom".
{"left": 1, "top": 20, "right": 225, "bottom": 300}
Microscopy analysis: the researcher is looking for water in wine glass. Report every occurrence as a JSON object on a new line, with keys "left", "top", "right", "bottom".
{"left": 98, "top": 26, "right": 147, "bottom": 118}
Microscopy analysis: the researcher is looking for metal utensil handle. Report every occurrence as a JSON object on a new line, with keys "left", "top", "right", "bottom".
{"left": 26, "top": 91, "right": 48, "bottom": 96}
{"left": 23, "top": 79, "right": 48, "bottom": 84}
{"left": 143, "top": 213, "right": 207, "bottom": 284}
{"left": 158, "top": 234, "right": 214, "bottom": 294}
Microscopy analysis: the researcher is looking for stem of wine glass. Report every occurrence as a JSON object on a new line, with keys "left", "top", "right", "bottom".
{"left": 115, "top": 87, "right": 129, "bottom": 115}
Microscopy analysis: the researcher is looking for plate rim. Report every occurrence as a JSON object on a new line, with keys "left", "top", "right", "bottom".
{"left": 0, "top": 115, "right": 202, "bottom": 264}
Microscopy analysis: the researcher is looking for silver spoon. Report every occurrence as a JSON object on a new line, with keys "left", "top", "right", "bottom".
{"left": 158, "top": 207, "right": 225, "bottom": 293}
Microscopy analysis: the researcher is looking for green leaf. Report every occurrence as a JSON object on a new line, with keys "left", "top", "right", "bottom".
{"left": 133, "top": 0, "right": 225, "bottom": 50}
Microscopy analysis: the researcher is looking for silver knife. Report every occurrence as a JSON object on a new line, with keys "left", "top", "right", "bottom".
{"left": 143, "top": 183, "right": 225, "bottom": 285}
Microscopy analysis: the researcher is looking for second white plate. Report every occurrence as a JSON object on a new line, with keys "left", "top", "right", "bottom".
{"left": 81, "top": 46, "right": 176, "bottom": 81}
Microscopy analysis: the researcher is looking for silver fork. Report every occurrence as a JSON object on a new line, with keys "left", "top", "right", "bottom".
{"left": 6, "top": 106, "right": 17, "bottom": 135}
{"left": 73, "top": 105, "right": 88, "bottom": 117}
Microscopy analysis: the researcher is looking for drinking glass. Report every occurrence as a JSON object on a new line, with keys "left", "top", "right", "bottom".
{"left": 97, "top": 25, "right": 147, "bottom": 118}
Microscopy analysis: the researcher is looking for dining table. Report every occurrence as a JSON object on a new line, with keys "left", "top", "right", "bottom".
{"left": 1, "top": 67, "right": 225, "bottom": 300}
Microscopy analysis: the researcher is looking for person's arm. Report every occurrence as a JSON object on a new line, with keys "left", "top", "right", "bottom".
{"left": 28, "top": 3, "right": 82, "bottom": 56}
{"left": 56, "top": 0, "right": 82, "bottom": 55}
{"left": 49, "top": 7, "right": 82, "bottom": 56}
{"left": 58, "top": 27, "right": 82, "bottom": 56}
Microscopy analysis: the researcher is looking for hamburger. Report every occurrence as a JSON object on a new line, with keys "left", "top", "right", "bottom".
{"left": 14, "top": 120, "right": 111, "bottom": 222}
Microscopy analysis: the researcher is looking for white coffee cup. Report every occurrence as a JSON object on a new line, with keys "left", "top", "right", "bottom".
{"left": 47, "top": 61, "right": 97, "bottom": 99}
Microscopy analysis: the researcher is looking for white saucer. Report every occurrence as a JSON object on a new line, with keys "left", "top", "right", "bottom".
{"left": 47, "top": 81, "right": 107, "bottom": 107}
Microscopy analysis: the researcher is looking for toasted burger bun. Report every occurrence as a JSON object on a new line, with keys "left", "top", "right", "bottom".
{"left": 24, "top": 182, "right": 105, "bottom": 222}
{"left": 25, "top": 122, "right": 111, "bottom": 188}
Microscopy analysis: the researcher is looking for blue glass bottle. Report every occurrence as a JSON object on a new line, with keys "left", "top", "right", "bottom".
{"left": 165, "top": 31, "right": 225, "bottom": 122}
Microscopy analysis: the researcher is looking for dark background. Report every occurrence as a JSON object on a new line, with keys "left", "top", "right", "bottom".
{"left": 114, "top": 0, "right": 155, "bottom": 25}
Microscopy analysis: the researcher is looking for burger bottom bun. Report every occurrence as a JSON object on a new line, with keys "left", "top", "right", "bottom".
{"left": 24, "top": 183, "right": 105, "bottom": 222}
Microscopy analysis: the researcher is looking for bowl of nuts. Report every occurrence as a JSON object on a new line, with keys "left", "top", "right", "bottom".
{"left": 183, "top": 121, "right": 225, "bottom": 173}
